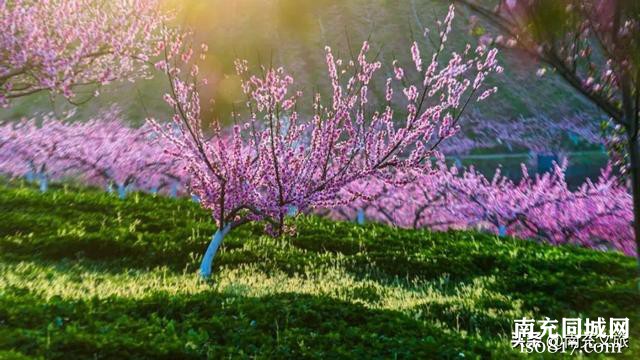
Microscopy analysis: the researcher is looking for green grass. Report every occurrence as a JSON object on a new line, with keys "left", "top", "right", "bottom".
{"left": 0, "top": 182, "right": 638, "bottom": 359}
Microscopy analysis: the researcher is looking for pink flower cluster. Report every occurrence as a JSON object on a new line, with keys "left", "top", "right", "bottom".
{"left": 0, "top": 109, "right": 186, "bottom": 197}
{"left": 330, "top": 161, "right": 634, "bottom": 256}
{"left": 0, "top": 0, "right": 165, "bottom": 107}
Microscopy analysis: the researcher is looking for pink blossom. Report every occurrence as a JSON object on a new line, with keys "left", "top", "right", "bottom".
{"left": 151, "top": 5, "right": 502, "bottom": 240}
{"left": 0, "top": 0, "right": 166, "bottom": 107}
{"left": 329, "top": 161, "right": 634, "bottom": 256}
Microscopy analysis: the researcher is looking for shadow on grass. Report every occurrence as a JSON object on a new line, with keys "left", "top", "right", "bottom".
{"left": 0, "top": 289, "right": 509, "bottom": 359}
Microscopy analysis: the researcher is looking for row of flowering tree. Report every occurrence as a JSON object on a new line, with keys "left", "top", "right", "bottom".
{"left": 151, "top": 5, "right": 504, "bottom": 278}
{"left": 455, "top": 0, "right": 640, "bottom": 268}
{"left": 441, "top": 112, "right": 604, "bottom": 155}
{"left": 1, "top": 109, "right": 632, "bottom": 257}
{"left": 328, "top": 160, "right": 634, "bottom": 256}
{"left": 0, "top": 109, "right": 187, "bottom": 197}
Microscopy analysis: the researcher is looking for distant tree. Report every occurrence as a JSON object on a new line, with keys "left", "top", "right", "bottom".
{"left": 56, "top": 111, "right": 184, "bottom": 198}
{"left": 0, "top": 0, "right": 165, "bottom": 107}
{"left": 456, "top": 0, "right": 640, "bottom": 262}
{"left": 438, "top": 112, "right": 603, "bottom": 155}
{"left": 330, "top": 162, "right": 634, "bottom": 256}
{"left": 0, "top": 113, "right": 76, "bottom": 191}
{"left": 0, "top": 110, "right": 186, "bottom": 196}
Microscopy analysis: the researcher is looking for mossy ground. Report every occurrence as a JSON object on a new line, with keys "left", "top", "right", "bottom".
{"left": 0, "top": 182, "right": 638, "bottom": 359}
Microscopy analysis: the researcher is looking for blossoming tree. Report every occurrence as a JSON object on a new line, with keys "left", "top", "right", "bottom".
{"left": 456, "top": 0, "right": 640, "bottom": 262}
{"left": 0, "top": 0, "right": 165, "bottom": 107}
{"left": 152, "top": 5, "right": 503, "bottom": 278}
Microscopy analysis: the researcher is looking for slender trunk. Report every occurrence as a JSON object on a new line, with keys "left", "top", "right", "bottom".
{"left": 170, "top": 182, "right": 178, "bottom": 198}
{"left": 287, "top": 205, "right": 298, "bottom": 217}
{"left": 356, "top": 208, "right": 366, "bottom": 225}
{"left": 117, "top": 183, "right": 127, "bottom": 200}
{"left": 25, "top": 169, "right": 34, "bottom": 183}
{"left": 39, "top": 172, "right": 48, "bottom": 193}
{"left": 498, "top": 224, "right": 507, "bottom": 237}
{"left": 628, "top": 136, "right": 640, "bottom": 286}
{"left": 200, "top": 224, "right": 232, "bottom": 279}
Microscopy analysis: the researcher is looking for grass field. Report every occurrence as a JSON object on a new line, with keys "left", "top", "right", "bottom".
{"left": 0, "top": 182, "right": 638, "bottom": 359}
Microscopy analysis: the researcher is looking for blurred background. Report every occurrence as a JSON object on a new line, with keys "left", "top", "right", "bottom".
{"left": 0, "top": 0, "right": 609, "bottom": 187}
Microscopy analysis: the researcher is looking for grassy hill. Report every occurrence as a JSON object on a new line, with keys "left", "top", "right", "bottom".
{"left": 0, "top": 182, "right": 638, "bottom": 359}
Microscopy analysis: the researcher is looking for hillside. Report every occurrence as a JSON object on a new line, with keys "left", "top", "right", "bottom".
{"left": 0, "top": 0, "right": 600, "bottom": 134}
{"left": 0, "top": 182, "right": 637, "bottom": 359}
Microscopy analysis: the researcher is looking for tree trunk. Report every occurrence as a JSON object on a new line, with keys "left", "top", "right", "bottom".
{"left": 200, "top": 224, "right": 232, "bottom": 279}
{"left": 170, "top": 182, "right": 178, "bottom": 198}
{"left": 39, "top": 172, "right": 48, "bottom": 193}
{"left": 356, "top": 208, "right": 366, "bottom": 225}
{"left": 628, "top": 135, "right": 640, "bottom": 286}
{"left": 25, "top": 169, "right": 34, "bottom": 183}
{"left": 117, "top": 183, "right": 127, "bottom": 199}
{"left": 287, "top": 205, "right": 298, "bottom": 216}
{"left": 498, "top": 224, "right": 507, "bottom": 237}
